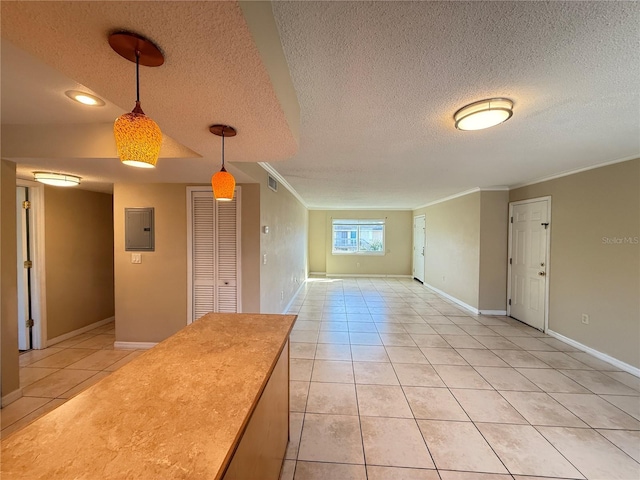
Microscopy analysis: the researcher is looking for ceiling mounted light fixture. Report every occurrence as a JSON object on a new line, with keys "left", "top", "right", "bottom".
{"left": 109, "top": 31, "right": 164, "bottom": 168}
{"left": 64, "top": 90, "right": 105, "bottom": 107}
{"left": 34, "top": 172, "right": 81, "bottom": 187}
{"left": 209, "top": 124, "right": 237, "bottom": 202}
{"left": 454, "top": 98, "right": 513, "bottom": 131}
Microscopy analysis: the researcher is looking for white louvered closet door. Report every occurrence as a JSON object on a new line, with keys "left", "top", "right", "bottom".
{"left": 215, "top": 198, "right": 238, "bottom": 312}
{"left": 190, "top": 189, "right": 240, "bottom": 322}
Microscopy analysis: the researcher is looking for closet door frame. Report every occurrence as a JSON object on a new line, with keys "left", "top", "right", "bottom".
{"left": 186, "top": 186, "right": 242, "bottom": 325}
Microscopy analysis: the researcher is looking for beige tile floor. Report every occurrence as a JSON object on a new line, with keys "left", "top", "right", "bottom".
{"left": 1, "top": 321, "right": 144, "bottom": 438}
{"left": 281, "top": 277, "right": 640, "bottom": 480}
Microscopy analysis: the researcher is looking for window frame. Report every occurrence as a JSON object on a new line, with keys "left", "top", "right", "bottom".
{"left": 331, "top": 219, "right": 386, "bottom": 256}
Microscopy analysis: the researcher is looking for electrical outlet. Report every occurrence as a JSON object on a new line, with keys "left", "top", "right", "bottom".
{"left": 281, "top": 291, "right": 284, "bottom": 301}
{"left": 263, "top": 254, "right": 267, "bottom": 265}
{"left": 581, "top": 314, "right": 590, "bottom": 325}
{"left": 131, "top": 253, "right": 141, "bottom": 264}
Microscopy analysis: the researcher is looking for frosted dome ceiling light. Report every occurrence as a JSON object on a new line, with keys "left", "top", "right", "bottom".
{"left": 454, "top": 98, "right": 513, "bottom": 131}
{"left": 34, "top": 172, "right": 81, "bottom": 187}
{"left": 64, "top": 90, "right": 105, "bottom": 106}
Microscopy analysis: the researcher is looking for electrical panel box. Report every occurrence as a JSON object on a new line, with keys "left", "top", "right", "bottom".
{"left": 125, "top": 207, "right": 154, "bottom": 251}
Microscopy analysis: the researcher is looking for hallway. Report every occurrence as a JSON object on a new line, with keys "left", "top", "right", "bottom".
{"left": 282, "top": 277, "right": 640, "bottom": 480}
{"left": 1, "top": 321, "right": 144, "bottom": 438}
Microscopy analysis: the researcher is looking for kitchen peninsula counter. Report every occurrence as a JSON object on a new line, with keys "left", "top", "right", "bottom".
{"left": 1, "top": 313, "right": 296, "bottom": 480}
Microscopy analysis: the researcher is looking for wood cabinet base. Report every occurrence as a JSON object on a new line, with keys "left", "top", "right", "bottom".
{"left": 222, "top": 341, "right": 289, "bottom": 480}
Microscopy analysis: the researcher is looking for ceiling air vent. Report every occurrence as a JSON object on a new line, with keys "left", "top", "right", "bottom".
{"left": 268, "top": 174, "right": 278, "bottom": 192}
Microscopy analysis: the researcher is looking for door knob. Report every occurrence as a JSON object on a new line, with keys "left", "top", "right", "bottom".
{"left": 538, "top": 271, "right": 546, "bottom": 276}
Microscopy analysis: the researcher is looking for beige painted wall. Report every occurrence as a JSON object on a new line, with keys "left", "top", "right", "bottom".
{"left": 113, "top": 183, "right": 262, "bottom": 342}
{"left": 44, "top": 187, "right": 114, "bottom": 339}
{"left": 479, "top": 191, "right": 509, "bottom": 311}
{"left": 235, "top": 163, "right": 308, "bottom": 313}
{"left": 1, "top": 160, "right": 20, "bottom": 399}
{"left": 240, "top": 183, "right": 261, "bottom": 313}
{"left": 311, "top": 210, "right": 412, "bottom": 276}
{"left": 510, "top": 159, "right": 640, "bottom": 368}
{"left": 308, "top": 210, "right": 326, "bottom": 273}
{"left": 114, "top": 184, "right": 188, "bottom": 343}
{"left": 413, "top": 191, "right": 509, "bottom": 311}
{"left": 258, "top": 172, "right": 307, "bottom": 313}
{"left": 415, "top": 193, "right": 481, "bottom": 308}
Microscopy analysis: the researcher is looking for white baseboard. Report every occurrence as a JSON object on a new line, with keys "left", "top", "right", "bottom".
{"left": 47, "top": 316, "right": 114, "bottom": 347}
{"left": 2, "top": 388, "right": 23, "bottom": 408}
{"left": 113, "top": 341, "right": 157, "bottom": 350}
{"left": 546, "top": 329, "right": 640, "bottom": 377}
{"left": 326, "top": 274, "right": 412, "bottom": 278}
{"left": 479, "top": 309, "right": 508, "bottom": 315}
{"left": 283, "top": 279, "right": 308, "bottom": 314}
{"left": 423, "top": 283, "right": 479, "bottom": 314}
{"left": 309, "top": 272, "right": 326, "bottom": 276}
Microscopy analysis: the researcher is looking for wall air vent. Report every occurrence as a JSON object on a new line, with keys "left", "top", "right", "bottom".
{"left": 268, "top": 174, "right": 278, "bottom": 192}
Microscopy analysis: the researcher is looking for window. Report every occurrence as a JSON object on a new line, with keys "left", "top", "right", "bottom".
{"left": 332, "top": 219, "right": 385, "bottom": 254}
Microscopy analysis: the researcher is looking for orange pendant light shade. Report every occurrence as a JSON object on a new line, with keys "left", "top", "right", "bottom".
{"left": 114, "top": 102, "right": 162, "bottom": 168}
{"left": 109, "top": 32, "right": 165, "bottom": 169}
{"left": 209, "top": 124, "right": 237, "bottom": 202}
{"left": 212, "top": 167, "right": 236, "bottom": 201}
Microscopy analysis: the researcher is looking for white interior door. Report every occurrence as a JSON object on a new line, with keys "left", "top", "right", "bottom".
{"left": 413, "top": 215, "right": 426, "bottom": 283}
{"left": 509, "top": 199, "right": 550, "bottom": 331}
{"left": 188, "top": 187, "right": 241, "bottom": 323}
{"left": 16, "top": 187, "right": 30, "bottom": 350}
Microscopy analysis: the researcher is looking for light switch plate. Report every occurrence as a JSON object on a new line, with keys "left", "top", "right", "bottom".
{"left": 131, "top": 253, "right": 142, "bottom": 264}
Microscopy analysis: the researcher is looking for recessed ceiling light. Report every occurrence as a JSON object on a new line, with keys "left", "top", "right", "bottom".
{"left": 64, "top": 90, "right": 105, "bottom": 107}
{"left": 454, "top": 98, "right": 513, "bottom": 131}
{"left": 33, "top": 172, "right": 81, "bottom": 187}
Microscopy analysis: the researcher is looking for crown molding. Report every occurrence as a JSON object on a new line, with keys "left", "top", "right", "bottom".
{"left": 511, "top": 154, "right": 639, "bottom": 189}
{"left": 258, "top": 162, "right": 308, "bottom": 208}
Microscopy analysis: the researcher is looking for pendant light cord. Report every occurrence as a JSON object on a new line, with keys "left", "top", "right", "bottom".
{"left": 135, "top": 50, "right": 140, "bottom": 103}
{"left": 221, "top": 131, "right": 226, "bottom": 171}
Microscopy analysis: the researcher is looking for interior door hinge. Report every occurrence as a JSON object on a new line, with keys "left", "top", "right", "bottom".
{"left": 510, "top": 216, "right": 513, "bottom": 223}
{"left": 509, "top": 258, "right": 512, "bottom": 265}
{"left": 508, "top": 299, "right": 512, "bottom": 306}
{"left": 22, "top": 200, "right": 31, "bottom": 209}
{"left": 24, "top": 260, "right": 33, "bottom": 268}
{"left": 26, "top": 319, "right": 34, "bottom": 328}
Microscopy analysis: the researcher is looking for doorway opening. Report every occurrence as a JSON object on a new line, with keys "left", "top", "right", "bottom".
{"left": 15, "top": 181, "right": 46, "bottom": 350}
{"left": 507, "top": 197, "right": 551, "bottom": 331}
{"left": 16, "top": 186, "right": 33, "bottom": 351}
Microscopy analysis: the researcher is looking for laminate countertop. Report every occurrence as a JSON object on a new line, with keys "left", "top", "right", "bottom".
{"left": 1, "top": 313, "right": 297, "bottom": 480}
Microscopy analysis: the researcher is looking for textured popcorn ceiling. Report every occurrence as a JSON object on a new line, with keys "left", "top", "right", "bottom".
{"left": 1, "top": 1, "right": 298, "bottom": 191}
{"left": 1, "top": 1, "right": 639, "bottom": 205}
{"left": 271, "top": 1, "right": 640, "bottom": 208}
